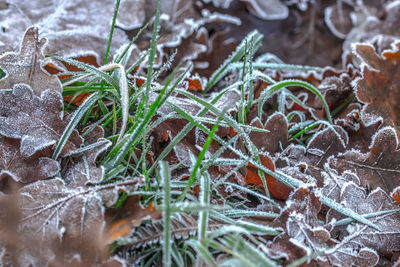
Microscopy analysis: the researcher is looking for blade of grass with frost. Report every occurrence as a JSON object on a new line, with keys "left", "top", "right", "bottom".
{"left": 104, "top": 64, "right": 186, "bottom": 169}
{"left": 290, "top": 120, "right": 346, "bottom": 148}
{"left": 144, "top": 0, "right": 161, "bottom": 115}
{"left": 115, "top": 20, "right": 150, "bottom": 64}
{"left": 55, "top": 56, "right": 119, "bottom": 89}
{"left": 333, "top": 207, "right": 400, "bottom": 227}
{"left": 257, "top": 79, "right": 332, "bottom": 123}
{"left": 52, "top": 92, "right": 100, "bottom": 159}
{"left": 208, "top": 236, "right": 276, "bottom": 267}
{"left": 147, "top": 81, "right": 242, "bottom": 175}
{"left": 63, "top": 139, "right": 110, "bottom": 157}
{"left": 246, "top": 36, "right": 255, "bottom": 112}
{"left": 169, "top": 203, "right": 223, "bottom": 213}
{"left": 174, "top": 88, "right": 270, "bottom": 195}
{"left": 227, "top": 62, "right": 323, "bottom": 72}
{"left": 223, "top": 210, "right": 278, "bottom": 219}
{"left": 187, "top": 240, "right": 218, "bottom": 267}
{"left": 256, "top": 52, "right": 283, "bottom": 63}
{"left": 198, "top": 172, "right": 211, "bottom": 243}
{"left": 160, "top": 161, "right": 172, "bottom": 267}
{"left": 205, "top": 30, "right": 263, "bottom": 91}
{"left": 171, "top": 243, "right": 185, "bottom": 267}
{"left": 238, "top": 40, "right": 248, "bottom": 124}
{"left": 222, "top": 182, "right": 278, "bottom": 207}
{"left": 104, "top": 0, "right": 121, "bottom": 64}
{"left": 164, "top": 101, "right": 273, "bottom": 202}
{"left": 209, "top": 211, "right": 280, "bottom": 236}
{"left": 126, "top": 50, "right": 149, "bottom": 74}
{"left": 177, "top": 115, "right": 222, "bottom": 201}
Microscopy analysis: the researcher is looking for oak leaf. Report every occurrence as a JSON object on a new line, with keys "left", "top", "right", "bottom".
{"left": 0, "top": 83, "right": 82, "bottom": 157}
{"left": 0, "top": 26, "right": 61, "bottom": 96}
{"left": 354, "top": 41, "right": 400, "bottom": 127}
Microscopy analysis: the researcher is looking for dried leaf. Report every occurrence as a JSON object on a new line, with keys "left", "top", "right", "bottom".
{"left": 354, "top": 41, "right": 400, "bottom": 127}
{"left": 0, "top": 83, "right": 82, "bottom": 157}
{"left": 63, "top": 126, "right": 111, "bottom": 188}
{"left": 326, "top": 182, "right": 400, "bottom": 255}
{"left": 265, "top": 187, "right": 380, "bottom": 266}
{"left": 0, "top": 26, "right": 61, "bottom": 96}
{"left": 329, "top": 126, "right": 400, "bottom": 196}
{"left": 0, "top": 137, "right": 59, "bottom": 183}
{"left": 249, "top": 112, "right": 289, "bottom": 156}
{"left": 246, "top": 153, "right": 293, "bottom": 200}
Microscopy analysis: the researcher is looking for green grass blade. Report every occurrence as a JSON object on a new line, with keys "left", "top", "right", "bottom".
{"left": 160, "top": 161, "right": 172, "bottom": 267}
{"left": 52, "top": 92, "right": 100, "bottom": 159}
{"left": 205, "top": 30, "right": 263, "bottom": 91}
{"left": 104, "top": 0, "right": 121, "bottom": 64}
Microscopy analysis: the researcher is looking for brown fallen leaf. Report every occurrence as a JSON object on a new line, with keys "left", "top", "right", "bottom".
{"left": 0, "top": 26, "right": 62, "bottom": 96}
{"left": 0, "top": 137, "right": 59, "bottom": 184}
{"left": 265, "top": 187, "right": 379, "bottom": 266}
{"left": 354, "top": 41, "right": 400, "bottom": 127}
{"left": 329, "top": 126, "right": 400, "bottom": 196}
{"left": 105, "top": 196, "right": 162, "bottom": 244}
{"left": 0, "top": 83, "right": 82, "bottom": 157}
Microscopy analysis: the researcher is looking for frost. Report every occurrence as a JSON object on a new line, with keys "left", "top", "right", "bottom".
{"left": 326, "top": 182, "right": 400, "bottom": 255}
{"left": 241, "top": 0, "right": 288, "bottom": 20}
{"left": 265, "top": 188, "right": 380, "bottom": 266}
{"left": 329, "top": 127, "right": 400, "bottom": 195}
{"left": 249, "top": 112, "right": 289, "bottom": 157}
{"left": 0, "top": 137, "right": 59, "bottom": 183}
{"left": 63, "top": 126, "right": 111, "bottom": 188}
{"left": 0, "top": 84, "right": 82, "bottom": 157}
{"left": 0, "top": 27, "right": 62, "bottom": 96}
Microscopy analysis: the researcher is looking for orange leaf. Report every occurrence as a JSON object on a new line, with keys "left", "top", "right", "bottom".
{"left": 185, "top": 77, "right": 203, "bottom": 91}
{"left": 246, "top": 153, "right": 292, "bottom": 200}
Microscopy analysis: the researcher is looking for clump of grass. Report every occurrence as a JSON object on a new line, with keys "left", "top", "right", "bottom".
{"left": 53, "top": 0, "right": 382, "bottom": 265}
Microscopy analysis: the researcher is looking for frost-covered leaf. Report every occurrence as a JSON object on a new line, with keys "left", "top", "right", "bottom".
{"left": 241, "top": 0, "right": 288, "bottom": 20}
{"left": 18, "top": 177, "right": 142, "bottom": 265}
{"left": 0, "top": 137, "right": 59, "bottom": 183}
{"left": 0, "top": 0, "right": 129, "bottom": 65}
{"left": 63, "top": 126, "right": 111, "bottom": 188}
{"left": 18, "top": 178, "right": 105, "bottom": 264}
{"left": 354, "top": 41, "right": 400, "bottom": 127}
{"left": 264, "top": 187, "right": 379, "bottom": 266}
{"left": 0, "top": 83, "right": 82, "bottom": 157}
{"left": 277, "top": 125, "right": 348, "bottom": 185}
{"left": 329, "top": 126, "right": 400, "bottom": 195}
{"left": 249, "top": 112, "right": 289, "bottom": 157}
{"left": 0, "top": 26, "right": 61, "bottom": 95}
{"left": 326, "top": 182, "right": 400, "bottom": 255}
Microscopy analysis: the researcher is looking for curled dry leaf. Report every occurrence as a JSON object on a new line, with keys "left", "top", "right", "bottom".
{"left": 0, "top": 83, "right": 82, "bottom": 157}
{"left": 0, "top": 26, "right": 61, "bottom": 96}
{"left": 105, "top": 196, "right": 162, "bottom": 244}
{"left": 354, "top": 41, "right": 400, "bottom": 127}
{"left": 329, "top": 126, "right": 400, "bottom": 196}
